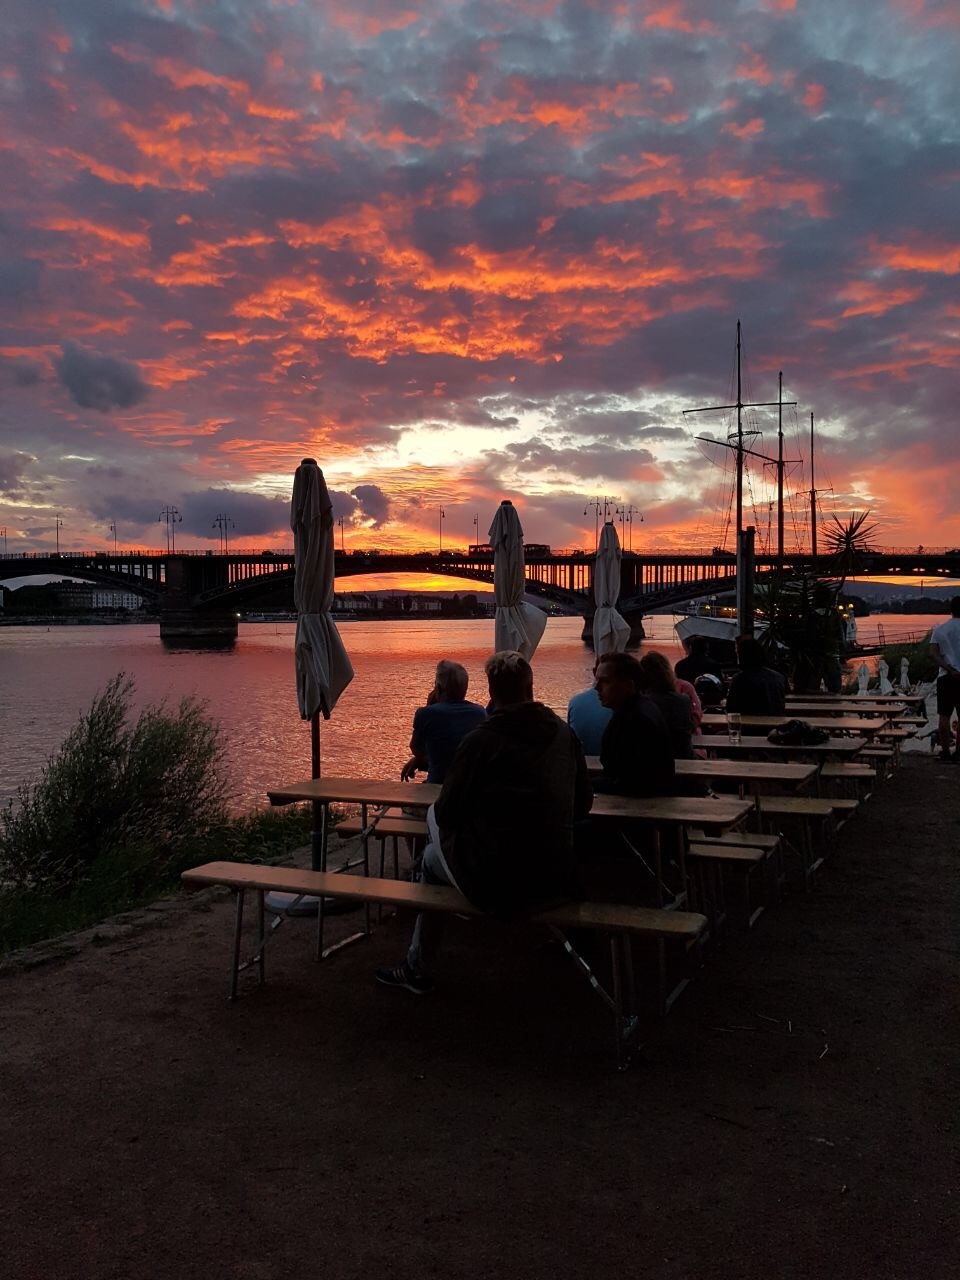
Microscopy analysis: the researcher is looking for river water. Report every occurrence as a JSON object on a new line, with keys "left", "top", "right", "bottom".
{"left": 0, "top": 613, "right": 940, "bottom": 812}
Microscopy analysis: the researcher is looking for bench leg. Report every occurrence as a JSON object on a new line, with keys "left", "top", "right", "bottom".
{"left": 256, "top": 889, "right": 265, "bottom": 985}
{"left": 229, "top": 888, "right": 245, "bottom": 1002}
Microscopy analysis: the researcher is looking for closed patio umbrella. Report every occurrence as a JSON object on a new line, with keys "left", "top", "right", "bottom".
{"left": 489, "top": 499, "right": 546, "bottom": 660}
{"left": 292, "top": 458, "right": 354, "bottom": 728}
{"left": 592, "top": 521, "right": 630, "bottom": 654}
{"left": 292, "top": 458, "right": 354, "bottom": 878}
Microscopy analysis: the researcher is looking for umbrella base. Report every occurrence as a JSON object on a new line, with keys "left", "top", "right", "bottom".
{"left": 264, "top": 892, "right": 361, "bottom": 917}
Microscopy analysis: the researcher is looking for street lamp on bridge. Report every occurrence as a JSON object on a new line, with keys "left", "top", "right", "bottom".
{"left": 212, "top": 512, "right": 234, "bottom": 554}
{"left": 439, "top": 505, "right": 445, "bottom": 553}
{"left": 108, "top": 520, "right": 118, "bottom": 556}
{"left": 54, "top": 515, "right": 63, "bottom": 555}
{"left": 158, "top": 506, "right": 182, "bottom": 553}
{"left": 0, "top": 527, "right": 6, "bottom": 555}
{"left": 337, "top": 516, "right": 345, "bottom": 553}
{"left": 615, "top": 503, "right": 643, "bottom": 552}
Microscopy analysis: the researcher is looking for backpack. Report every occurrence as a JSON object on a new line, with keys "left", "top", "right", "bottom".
{"left": 767, "top": 719, "right": 830, "bottom": 747}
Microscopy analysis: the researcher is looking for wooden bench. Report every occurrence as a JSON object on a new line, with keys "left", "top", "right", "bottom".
{"left": 181, "top": 861, "right": 708, "bottom": 1070}
{"left": 335, "top": 811, "right": 428, "bottom": 882}
{"left": 819, "top": 762, "right": 877, "bottom": 800}
{"left": 688, "top": 842, "right": 770, "bottom": 930}
{"left": 751, "top": 796, "right": 858, "bottom": 884}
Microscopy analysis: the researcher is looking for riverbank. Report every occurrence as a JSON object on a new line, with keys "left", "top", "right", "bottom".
{"left": 1, "top": 752, "right": 955, "bottom": 1280}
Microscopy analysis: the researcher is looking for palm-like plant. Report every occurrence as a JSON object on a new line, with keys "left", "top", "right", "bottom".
{"left": 822, "top": 510, "right": 881, "bottom": 587}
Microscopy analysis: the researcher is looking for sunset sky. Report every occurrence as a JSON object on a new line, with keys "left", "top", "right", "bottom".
{"left": 1, "top": 0, "right": 958, "bottom": 560}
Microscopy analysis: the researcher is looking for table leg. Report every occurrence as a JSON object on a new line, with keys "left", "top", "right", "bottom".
{"left": 229, "top": 888, "right": 245, "bottom": 1002}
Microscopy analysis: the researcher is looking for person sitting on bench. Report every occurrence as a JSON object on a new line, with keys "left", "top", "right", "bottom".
{"left": 400, "top": 659, "right": 486, "bottom": 783}
{"left": 376, "top": 650, "right": 592, "bottom": 994}
{"left": 726, "top": 635, "right": 787, "bottom": 716}
{"left": 593, "top": 652, "right": 676, "bottom": 797}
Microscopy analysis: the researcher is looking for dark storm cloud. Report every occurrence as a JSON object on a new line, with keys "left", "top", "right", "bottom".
{"left": 55, "top": 343, "right": 150, "bottom": 413}
{"left": 0, "top": 256, "right": 41, "bottom": 302}
{"left": 351, "top": 483, "right": 390, "bottom": 528}
{"left": 0, "top": 452, "right": 34, "bottom": 494}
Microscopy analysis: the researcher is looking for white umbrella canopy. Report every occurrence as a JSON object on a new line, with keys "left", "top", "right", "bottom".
{"left": 291, "top": 458, "right": 354, "bottom": 722}
{"left": 489, "top": 499, "right": 547, "bottom": 660}
{"left": 592, "top": 521, "right": 630, "bottom": 654}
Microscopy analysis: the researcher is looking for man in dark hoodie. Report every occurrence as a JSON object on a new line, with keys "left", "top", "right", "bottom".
{"left": 593, "top": 652, "right": 676, "bottom": 797}
{"left": 376, "top": 650, "right": 592, "bottom": 994}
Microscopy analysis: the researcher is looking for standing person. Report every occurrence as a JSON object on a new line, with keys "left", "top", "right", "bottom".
{"left": 726, "top": 635, "right": 788, "bottom": 716}
{"left": 637, "top": 651, "right": 696, "bottom": 760}
{"left": 593, "top": 652, "right": 676, "bottom": 797}
{"left": 812, "top": 585, "right": 846, "bottom": 694}
{"left": 377, "top": 651, "right": 592, "bottom": 993}
{"left": 567, "top": 657, "right": 613, "bottom": 754}
{"left": 930, "top": 597, "right": 960, "bottom": 761}
{"left": 400, "top": 660, "right": 486, "bottom": 784}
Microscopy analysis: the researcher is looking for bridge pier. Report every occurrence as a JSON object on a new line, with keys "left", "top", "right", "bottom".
{"left": 159, "top": 609, "right": 238, "bottom": 647}
{"left": 580, "top": 609, "right": 646, "bottom": 649}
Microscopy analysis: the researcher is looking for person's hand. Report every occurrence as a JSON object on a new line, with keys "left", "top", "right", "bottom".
{"left": 400, "top": 757, "right": 419, "bottom": 781}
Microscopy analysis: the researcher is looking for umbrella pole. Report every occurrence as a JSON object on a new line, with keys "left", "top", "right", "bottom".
{"left": 310, "top": 711, "right": 324, "bottom": 872}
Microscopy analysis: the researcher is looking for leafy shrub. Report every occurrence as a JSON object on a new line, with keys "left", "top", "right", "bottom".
{"left": 0, "top": 674, "right": 228, "bottom": 897}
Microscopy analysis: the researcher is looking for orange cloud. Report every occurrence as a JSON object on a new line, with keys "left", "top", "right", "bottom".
{"left": 802, "top": 82, "right": 826, "bottom": 112}
{"left": 874, "top": 240, "right": 960, "bottom": 274}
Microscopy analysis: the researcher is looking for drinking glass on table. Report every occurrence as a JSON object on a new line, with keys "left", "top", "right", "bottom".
{"left": 726, "top": 711, "right": 742, "bottom": 744}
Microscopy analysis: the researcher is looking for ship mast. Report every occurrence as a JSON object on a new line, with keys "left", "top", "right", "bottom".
{"left": 684, "top": 320, "right": 796, "bottom": 542}
{"left": 810, "top": 411, "right": 817, "bottom": 558}
{"left": 777, "top": 371, "right": 784, "bottom": 567}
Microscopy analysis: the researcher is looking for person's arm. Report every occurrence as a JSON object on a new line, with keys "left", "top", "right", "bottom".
{"left": 402, "top": 707, "right": 431, "bottom": 780}
{"left": 434, "top": 730, "right": 485, "bottom": 829}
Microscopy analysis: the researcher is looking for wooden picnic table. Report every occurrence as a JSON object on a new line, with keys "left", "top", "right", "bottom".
{"left": 267, "top": 776, "right": 751, "bottom": 831}
{"left": 786, "top": 692, "right": 927, "bottom": 712}
{"left": 267, "top": 776, "right": 753, "bottom": 933}
{"left": 585, "top": 756, "right": 817, "bottom": 791}
{"left": 701, "top": 713, "right": 889, "bottom": 737}
{"left": 693, "top": 733, "right": 866, "bottom": 757}
{"left": 785, "top": 701, "right": 909, "bottom": 716}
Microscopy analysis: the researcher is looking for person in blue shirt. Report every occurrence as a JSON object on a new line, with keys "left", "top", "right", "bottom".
{"left": 400, "top": 660, "right": 486, "bottom": 784}
{"left": 567, "top": 658, "right": 613, "bottom": 754}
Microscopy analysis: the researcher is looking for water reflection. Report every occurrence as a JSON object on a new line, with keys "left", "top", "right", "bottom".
{"left": 0, "top": 614, "right": 931, "bottom": 813}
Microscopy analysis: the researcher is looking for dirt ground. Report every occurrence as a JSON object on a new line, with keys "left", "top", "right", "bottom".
{"left": 1, "top": 753, "right": 957, "bottom": 1280}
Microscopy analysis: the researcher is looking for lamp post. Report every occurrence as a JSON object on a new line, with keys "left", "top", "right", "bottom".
{"left": 473, "top": 513, "right": 479, "bottom": 547}
{"left": 615, "top": 503, "right": 642, "bottom": 551}
{"left": 55, "top": 515, "right": 63, "bottom": 555}
{"left": 212, "top": 512, "right": 234, "bottom": 554}
{"left": 439, "top": 505, "right": 445, "bottom": 553}
{"left": 337, "top": 516, "right": 345, "bottom": 553}
{"left": 108, "top": 520, "right": 118, "bottom": 557}
{"left": 584, "top": 497, "right": 602, "bottom": 550}
{"left": 158, "top": 506, "right": 182, "bottom": 553}
{"left": 0, "top": 527, "right": 6, "bottom": 555}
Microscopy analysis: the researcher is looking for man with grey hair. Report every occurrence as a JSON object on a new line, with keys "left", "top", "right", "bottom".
{"left": 400, "top": 659, "right": 486, "bottom": 785}
{"left": 378, "top": 650, "right": 592, "bottom": 994}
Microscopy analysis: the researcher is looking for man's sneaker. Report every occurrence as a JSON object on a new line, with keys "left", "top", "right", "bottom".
{"left": 375, "top": 962, "right": 433, "bottom": 995}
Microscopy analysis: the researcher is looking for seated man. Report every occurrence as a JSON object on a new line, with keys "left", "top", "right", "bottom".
{"left": 637, "top": 650, "right": 696, "bottom": 761}
{"left": 675, "top": 635, "right": 724, "bottom": 686}
{"left": 400, "top": 659, "right": 486, "bottom": 784}
{"left": 593, "top": 652, "right": 676, "bottom": 797}
{"left": 567, "top": 657, "right": 613, "bottom": 754}
{"left": 726, "top": 635, "right": 787, "bottom": 715}
{"left": 377, "top": 651, "right": 593, "bottom": 993}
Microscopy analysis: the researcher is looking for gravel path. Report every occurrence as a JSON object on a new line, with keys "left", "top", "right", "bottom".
{"left": 1, "top": 754, "right": 956, "bottom": 1280}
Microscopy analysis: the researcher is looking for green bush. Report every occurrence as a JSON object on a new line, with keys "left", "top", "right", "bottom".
{"left": 0, "top": 674, "right": 228, "bottom": 897}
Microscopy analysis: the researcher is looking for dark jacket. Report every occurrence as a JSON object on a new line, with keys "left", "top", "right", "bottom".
{"left": 646, "top": 690, "right": 695, "bottom": 760}
{"left": 595, "top": 693, "right": 677, "bottom": 797}
{"left": 435, "top": 701, "right": 593, "bottom": 916}
{"left": 726, "top": 666, "right": 787, "bottom": 715}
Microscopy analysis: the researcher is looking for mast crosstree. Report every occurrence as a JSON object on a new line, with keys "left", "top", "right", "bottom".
{"left": 683, "top": 320, "right": 797, "bottom": 559}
